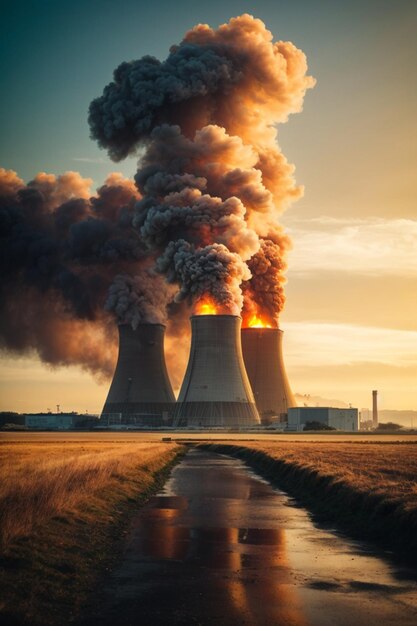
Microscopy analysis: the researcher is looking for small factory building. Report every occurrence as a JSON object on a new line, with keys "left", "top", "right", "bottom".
{"left": 25, "top": 413, "right": 97, "bottom": 430}
{"left": 287, "top": 407, "right": 359, "bottom": 432}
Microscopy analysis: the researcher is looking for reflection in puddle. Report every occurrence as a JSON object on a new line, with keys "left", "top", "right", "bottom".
{"left": 239, "top": 527, "right": 284, "bottom": 545}
{"left": 189, "top": 528, "right": 241, "bottom": 571}
{"left": 147, "top": 495, "right": 188, "bottom": 510}
{"left": 92, "top": 450, "right": 417, "bottom": 626}
{"left": 140, "top": 523, "right": 189, "bottom": 561}
{"left": 136, "top": 489, "right": 307, "bottom": 624}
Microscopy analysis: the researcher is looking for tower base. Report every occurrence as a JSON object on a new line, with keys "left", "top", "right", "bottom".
{"left": 174, "top": 401, "right": 259, "bottom": 428}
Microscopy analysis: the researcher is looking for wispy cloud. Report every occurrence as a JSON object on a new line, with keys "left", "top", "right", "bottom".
{"left": 72, "top": 157, "right": 106, "bottom": 164}
{"left": 283, "top": 321, "right": 417, "bottom": 368}
{"left": 284, "top": 217, "right": 417, "bottom": 276}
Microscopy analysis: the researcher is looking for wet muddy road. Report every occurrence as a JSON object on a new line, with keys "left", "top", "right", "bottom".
{"left": 87, "top": 449, "right": 417, "bottom": 625}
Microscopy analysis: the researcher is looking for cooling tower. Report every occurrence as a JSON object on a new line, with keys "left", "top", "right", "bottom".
{"left": 174, "top": 315, "right": 260, "bottom": 428}
{"left": 241, "top": 328, "right": 296, "bottom": 425}
{"left": 101, "top": 323, "right": 175, "bottom": 422}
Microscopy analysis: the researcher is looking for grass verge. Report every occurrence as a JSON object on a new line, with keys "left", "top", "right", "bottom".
{"left": 198, "top": 442, "right": 417, "bottom": 564}
{"left": 0, "top": 441, "right": 184, "bottom": 626}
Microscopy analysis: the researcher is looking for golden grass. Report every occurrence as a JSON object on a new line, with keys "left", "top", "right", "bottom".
{"left": 0, "top": 443, "right": 179, "bottom": 548}
{"left": 0, "top": 440, "right": 183, "bottom": 625}
{"left": 237, "top": 441, "right": 417, "bottom": 513}
{"left": 0, "top": 441, "right": 180, "bottom": 549}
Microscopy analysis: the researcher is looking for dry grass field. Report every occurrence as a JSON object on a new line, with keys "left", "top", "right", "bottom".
{"left": 0, "top": 440, "right": 180, "bottom": 549}
{"left": 236, "top": 441, "right": 417, "bottom": 511}
{"left": 1, "top": 433, "right": 416, "bottom": 623}
{"left": 201, "top": 441, "right": 417, "bottom": 561}
{"left": 0, "top": 440, "right": 183, "bottom": 625}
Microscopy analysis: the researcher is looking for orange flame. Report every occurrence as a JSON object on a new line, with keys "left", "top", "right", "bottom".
{"left": 246, "top": 314, "right": 273, "bottom": 328}
{"left": 195, "top": 297, "right": 218, "bottom": 315}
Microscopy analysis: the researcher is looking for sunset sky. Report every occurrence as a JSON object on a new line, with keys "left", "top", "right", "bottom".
{"left": 1, "top": 0, "right": 416, "bottom": 413}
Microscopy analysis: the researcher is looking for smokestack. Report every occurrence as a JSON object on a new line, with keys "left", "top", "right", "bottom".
{"left": 174, "top": 315, "right": 260, "bottom": 428}
{"left": 241, "top": 328, "right": 296, "bottom": 425}
{"left": 102, "top": 323, "right": 175, "bottom": 423}
{"left": 372, "top": 389, "right": 378, "bottom": 429}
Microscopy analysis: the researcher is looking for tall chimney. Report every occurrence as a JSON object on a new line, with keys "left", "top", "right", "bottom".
{"left": 372, "top": 389, "right": 378, "bottom": 429}
{"left": 102, "top": 323, "right": 175, "bottom": 423}
{"left": 241, "top": 328, "right": 296, "bottom": 425}
{"left": 174, "top": 315, "right": 260, "bottom": 428}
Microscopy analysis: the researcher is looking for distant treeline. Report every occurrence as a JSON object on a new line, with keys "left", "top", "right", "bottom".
{"left": 0, "top": 412, "right": 26, "bottom": 427}
{"left": 378, "top": 411, "right": 417, "bottom": 427}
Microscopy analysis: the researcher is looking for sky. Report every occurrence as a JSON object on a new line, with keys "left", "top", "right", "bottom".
{"left": 1, "top": 0, "right": 416, "bottom": 413}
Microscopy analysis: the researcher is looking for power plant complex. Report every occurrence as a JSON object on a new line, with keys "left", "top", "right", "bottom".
{"left": 3, "top": 16, "right": 370, "bottom": 435}
{"left": 99, "top": 314, "right": 363, "bottom": 432}
{"left": 101, "top": 314, "right": 294, "bottom": 429}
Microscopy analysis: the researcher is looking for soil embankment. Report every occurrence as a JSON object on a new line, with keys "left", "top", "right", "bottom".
{"left": 198, "top": 442, "right": 417, "bottom": 564}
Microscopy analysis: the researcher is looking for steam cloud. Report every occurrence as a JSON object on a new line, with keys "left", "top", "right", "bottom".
{"left": 1, "top": 14, "right": 314, "bottom": 383}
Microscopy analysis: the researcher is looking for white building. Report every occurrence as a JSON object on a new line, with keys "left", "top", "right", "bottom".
{"left": 287, "top": 407, "right": 359, "bottom": 432}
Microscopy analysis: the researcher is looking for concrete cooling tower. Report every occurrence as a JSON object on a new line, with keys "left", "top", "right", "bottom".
{"left": 174, "top": 315, "right": 260, "bottom": 428}
{"left": 241, "top": 328, "right": 296, "bottom": 425}
{"left": 101, "top": 323, "right": 175, "bottom": 424}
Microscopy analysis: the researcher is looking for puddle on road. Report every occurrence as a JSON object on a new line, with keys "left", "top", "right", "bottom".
{"left": 91, "top": 449, "right": 417, "bottom": 626}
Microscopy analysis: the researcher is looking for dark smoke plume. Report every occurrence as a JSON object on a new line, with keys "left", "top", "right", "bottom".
{"left": 157, "top": 239, "right": 249, "bottom": 314}
{"left": 90, "top": 14, "right": 314, "bottom": 322}
{"left": 1, "top": 14, "right": 314, "bottom": 388}
{"left": 105, "top": 271, "right": 175, "bottom": 327}
{"left": 0, "top": 168, "right": 172, "bottom": 378}
{"left": 241, "top": 238, "right": 290, "bottom": 327}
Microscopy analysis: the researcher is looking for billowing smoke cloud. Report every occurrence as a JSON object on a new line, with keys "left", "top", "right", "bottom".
{"left": 89, "top": 15, "right": 314, "bottom": 159}
{"left": 157, "top": 240, "right": 250, "bottom": 314}
{"left": 0, "top": 168, "right": 173, "bottom": 378}
{"left": 90, "top": 14, "right": 315, "bottom": 323}
{"left": 105, "top": 271, "right": 176, "bottom": 327}
{"left": 1, "top": 14, "right": 314, "bottom": 388}
{"left": 241, "top": 237, "right": 291, "bottom": 326}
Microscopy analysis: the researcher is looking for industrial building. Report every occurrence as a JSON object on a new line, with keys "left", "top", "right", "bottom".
{"left": 101, "top": 323, "right": 175, "bottom": 425}
{"left": 242, "top": 327, "right": 296, "bottom": 424}
{"left": 25, "top": 413, "right": 96, "bottom": 430}
{"left": 287, "top": 407, "right": 359, "bottom": 432}
{"left": 174, "top": 315, "right": 260, "bottom": 428}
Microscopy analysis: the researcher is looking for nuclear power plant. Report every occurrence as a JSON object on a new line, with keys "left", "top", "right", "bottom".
{"left": 101, "top": 323, "right": 175, "bottom": 425}
{"left": 241, "top": 328, "right": 296, "bottom": 425}
{"left": 174, "top": 315, "right": 260, "bottom": 428}
{"left": 100, "top": 316, "right": 300, "bottom": 430}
